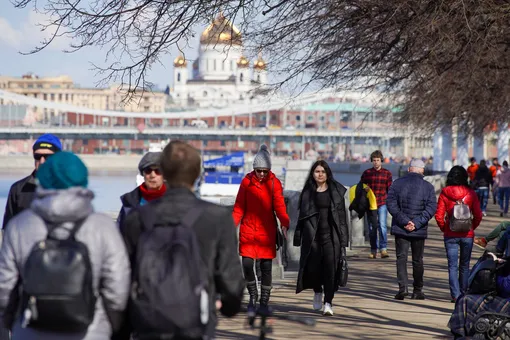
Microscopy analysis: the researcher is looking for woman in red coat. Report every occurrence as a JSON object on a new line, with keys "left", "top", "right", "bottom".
{"left": 435, "top": 166, "right": 483, "bottom": 302}
{"left": 232, "top": 144, "right": 290, "bottom": 314}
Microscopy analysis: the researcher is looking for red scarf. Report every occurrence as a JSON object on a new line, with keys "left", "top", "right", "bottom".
{"left": 139, "top": 183, "right": 167, "bottom": 201}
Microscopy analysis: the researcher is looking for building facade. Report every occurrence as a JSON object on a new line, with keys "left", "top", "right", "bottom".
{"left": 171, "top": 13, "right": 269, "bottom": 108}
{"left": 0, "top": 73, "right": 167, "bottom": 123}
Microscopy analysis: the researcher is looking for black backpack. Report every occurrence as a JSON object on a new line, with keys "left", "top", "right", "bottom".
{"left": 130, "top": 204, "right": 209, "bottom": 339}
{"left": 349, "top": 182, "right": 369, "bottom": 218}
{"left": 468, "top": 252, "right": 498, "bottom": 295}
{"left": 21, "top": 218, "right": 96, "bottom": 332}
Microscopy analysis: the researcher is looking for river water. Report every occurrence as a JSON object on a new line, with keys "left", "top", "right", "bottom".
{"left": 0, "top": 171, "right": 366, "bottom": 219}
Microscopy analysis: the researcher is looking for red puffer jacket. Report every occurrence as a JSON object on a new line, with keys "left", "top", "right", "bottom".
{"left": 434, "top": 185, "right": 482, "bottom": 238}
{"left": 232, "top": 171, "right": 290, "bottom": 259}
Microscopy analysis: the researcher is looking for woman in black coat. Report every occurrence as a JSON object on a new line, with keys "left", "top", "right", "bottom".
{"left": 293, "top": 160, "right": 349, "bottom": 316}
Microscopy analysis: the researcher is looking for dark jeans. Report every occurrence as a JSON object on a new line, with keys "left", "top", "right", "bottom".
{"left": 368, "top": 205, "right": 388, "bottom": 251}
{"left": 477, "top": 188, "right": 489, "bottom": 213}
{"left": 496, "top": 228, "right": 510, "bottom": 256}
{"left": 499, "top": 187, "right": 510, "bottom": 214}
{"left": 312, "top": 237, "right": 336, "bottom": 304}
{"left": 242, "top": 257, "right": 272, "bottom": 286}
{"left": 0, "top": 328, "right": 8, "bottom": 340}
{"left": 395, "top": 236, "right": 425, "bottom": 292}
{"left": 444, "top": 237, "right": 474, "bottom": 299}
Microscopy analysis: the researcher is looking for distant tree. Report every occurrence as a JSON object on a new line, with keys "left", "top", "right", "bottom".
{"left": 12, "top": 0, "right": 510, "bottom": 135}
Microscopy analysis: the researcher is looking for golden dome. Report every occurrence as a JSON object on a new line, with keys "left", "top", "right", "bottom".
{"left": 253, "top": 54, "right": 267, "bottom": 71}
{"left": 237, "top": 56, "right": 250, "bottom": 68}
{"left": 200, "top": 12, "right": 242, "bottom": 46}
{"left": 173, "top": 55, "right": 187, "bottom": 68}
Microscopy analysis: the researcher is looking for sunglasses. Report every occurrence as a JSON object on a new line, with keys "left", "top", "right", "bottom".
{"left": 33, "top": 153, "right": 54, "bottom": 161}
{"left": 255, "top": 169, "right": 269, "bottom": 174}
{"left": 143, "top": 167, "right": 161, "bottom": 175}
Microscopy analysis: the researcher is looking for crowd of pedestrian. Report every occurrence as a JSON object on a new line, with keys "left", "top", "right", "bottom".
{"left": 1, "top": 134, "right": 509, "bottom": 339}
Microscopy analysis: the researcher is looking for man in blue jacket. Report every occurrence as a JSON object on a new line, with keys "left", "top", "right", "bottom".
{"left": 387, "top": 159, "right": 437, "bottom": 300}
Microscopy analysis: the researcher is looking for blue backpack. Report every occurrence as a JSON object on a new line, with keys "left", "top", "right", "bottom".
{"left": 129, "top": 204, "right": 209, "bottom": 339}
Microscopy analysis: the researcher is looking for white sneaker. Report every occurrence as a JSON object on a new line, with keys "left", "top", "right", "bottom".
{"left": 313, "top": 292, "right": 323, "bottom": 310}
{"left": 323, "top": 303, "right": 334, "bottom": 316}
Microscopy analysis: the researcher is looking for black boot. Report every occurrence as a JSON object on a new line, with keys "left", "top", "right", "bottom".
{"left": 259, "top": 285, "right": 272, "bottom": 315}
{"left": 246, "top": 281, "right": 258, "bottom": 316}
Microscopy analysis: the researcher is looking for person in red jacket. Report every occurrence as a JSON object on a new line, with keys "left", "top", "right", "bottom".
{"left": 435, "top": 166, "right": 483, "bottom": 303}
{"left": 232, "top": 144, "right": 290, "bottom": 315}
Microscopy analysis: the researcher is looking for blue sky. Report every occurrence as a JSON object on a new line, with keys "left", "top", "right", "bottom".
{"left": 0, "top": 3, "right": 201, "bottom": 90}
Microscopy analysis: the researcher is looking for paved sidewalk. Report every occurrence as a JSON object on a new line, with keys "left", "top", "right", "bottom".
{"left": 217, "top": 201, "right": 506, "bottom": 339}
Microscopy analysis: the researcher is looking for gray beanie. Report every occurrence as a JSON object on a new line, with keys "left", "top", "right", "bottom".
{"left": 138, "top": 152, "right": 162, "bottom": 175}
{"left": 253, "top": 144, "right": 271, "bottom": 169}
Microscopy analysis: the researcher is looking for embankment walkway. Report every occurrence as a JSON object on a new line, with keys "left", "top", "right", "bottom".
{"left": 217, "top": 201, "right": 506, "bottom": 339}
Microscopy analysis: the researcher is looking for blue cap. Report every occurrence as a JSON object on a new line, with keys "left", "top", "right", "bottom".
{"left": 33, "top": 134, "right": 62, "bottom": 152}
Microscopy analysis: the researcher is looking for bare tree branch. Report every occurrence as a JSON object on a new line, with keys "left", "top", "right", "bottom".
{"left": 9, "top": 0, "right": 510, "bottom": 135}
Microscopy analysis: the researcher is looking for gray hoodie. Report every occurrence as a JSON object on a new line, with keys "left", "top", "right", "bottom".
{"left": 497, "top": 166, "right": 510, "bottom": 188}
{"left": 0, "top": 187, "right": 130, "bottom": 340}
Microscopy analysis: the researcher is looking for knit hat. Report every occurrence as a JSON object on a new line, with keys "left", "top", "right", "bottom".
{"left": 33, "top": 134, "right": 62, "bottom": 153}
{"left": 36, "top": 152, "right": 88, "bottom": 190}
{"left": 253, "top": 144, "right": 271, "bottom": 169}
{"left": 138, "top": 152, "right": 162, "bottom": 175}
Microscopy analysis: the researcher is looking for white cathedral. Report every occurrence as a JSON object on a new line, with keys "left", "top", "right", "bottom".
{"left": 171, "top": 13, "right": 269, "bottom": 108}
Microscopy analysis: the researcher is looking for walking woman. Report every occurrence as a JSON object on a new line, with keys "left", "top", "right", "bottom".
{"left": 293, "top": 160, "right": 349, "bottom": 316}
{"left": 435, "top": 166, "right": 482, "bottom": 303}
{"left": 473, "top": 159, "right": 492, "bottom": 216}
{"left": 232, "top": 144, "right": 290, "bottom": 314}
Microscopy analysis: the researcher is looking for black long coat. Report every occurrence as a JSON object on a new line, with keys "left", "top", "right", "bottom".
{"left": 295, "top": 180, "right": 349, "bottom": 294}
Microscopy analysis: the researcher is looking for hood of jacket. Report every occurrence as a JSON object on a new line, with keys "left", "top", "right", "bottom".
{"left": 30, "top": 186, "right": 94, "bottom": 224}
{"left": 441, "top": 185, "right": 472, "bottom": 202}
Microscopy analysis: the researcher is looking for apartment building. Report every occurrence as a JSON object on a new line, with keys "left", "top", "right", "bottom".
{"left": 0, "top": 73, "right": 167, "bottom": 121}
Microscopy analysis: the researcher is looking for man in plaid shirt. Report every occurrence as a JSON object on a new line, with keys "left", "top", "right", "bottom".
{"left": 361, "top": 150, "right": 393, "bottom": 259}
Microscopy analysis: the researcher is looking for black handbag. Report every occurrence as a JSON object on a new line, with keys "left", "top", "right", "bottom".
{"left": 272, "top": 179, "right": 285, "bottom": 250}
{"left": 338, "top": 248, "right": 348, "bottom": 287}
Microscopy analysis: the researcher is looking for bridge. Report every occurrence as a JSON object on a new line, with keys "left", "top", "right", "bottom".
{"left": 1, "top": 87, "right": 510, "bottom": 169}
{"left": 0, "top": 126, "right": 410, "bottom": 142}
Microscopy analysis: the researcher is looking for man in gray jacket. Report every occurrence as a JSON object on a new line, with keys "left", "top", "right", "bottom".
{"left": 0, "top": 152, "right": 130, "bottom": 340}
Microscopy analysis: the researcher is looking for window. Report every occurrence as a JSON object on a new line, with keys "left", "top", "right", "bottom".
{"left": 51, "top": 84, "right": 60, "bottom": 89}
{"left": 27, "top": 84, "right": 34, "bottom": 88}
{"left": 58, "top": 94, "right": 62, "bottom": 101}
{"left": 50, "top": 94, "right": 55, "bottom": 101}
{"left": 177, "top": 73, "right": 181, "bottom": 82}
{"left": 296, "top": 115, "right": 301, "bottom": 121}
{"left": 43, "top": 94, "right": 47, "bottom": 100}
{"left": 65, "top": 94, "right": 69, "bottom": 101}
{"left": 240, "top": 73, "right": 244, "bottom": 82}
{"left": 222, "top": 60, "right": 225, "bottom": 71}
{"left": 307, "top": 115, "right": 314, "bottom": 122}
{"left": 257, "top": 75, "right": 261, "bottom": 82}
